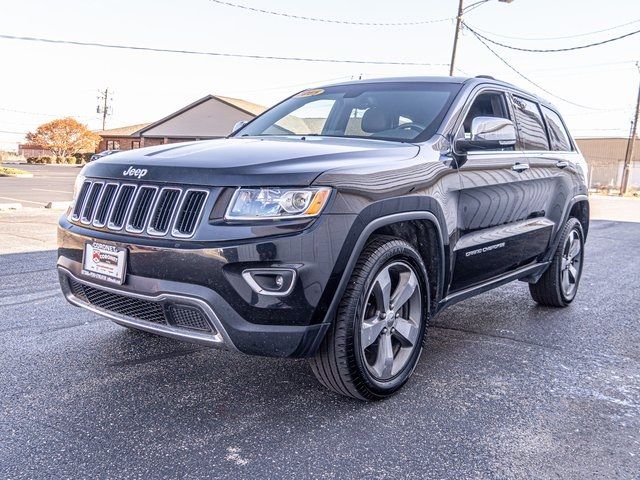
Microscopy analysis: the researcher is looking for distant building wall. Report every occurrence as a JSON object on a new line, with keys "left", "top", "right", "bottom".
{"left": 575, "top": 137, "right": 639, "bottom": 191}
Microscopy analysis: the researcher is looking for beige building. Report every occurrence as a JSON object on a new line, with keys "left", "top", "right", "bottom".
{"left": 95, "top": 95, "right": 267, "bottom": 152}
{"left": 575, "top": 137, "right": 639, "bottom": 191}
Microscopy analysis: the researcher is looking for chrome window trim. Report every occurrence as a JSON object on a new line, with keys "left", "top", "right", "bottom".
{"left": 125, "top": 185, "right": 159, "bottom": 234}
{"left": 171, "top": 189, "right": 210, "bottom": 239}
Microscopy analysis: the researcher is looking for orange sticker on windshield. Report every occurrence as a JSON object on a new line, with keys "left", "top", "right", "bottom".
{"left": 295, "top": 89, "right": 324, "bottom": 97}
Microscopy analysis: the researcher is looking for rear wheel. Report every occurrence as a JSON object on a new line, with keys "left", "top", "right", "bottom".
{"left": 309, "top": 236, "right": 429, "bottom": 401}
{"left": 529, "top": 217, "right": 584, "bottom": 307}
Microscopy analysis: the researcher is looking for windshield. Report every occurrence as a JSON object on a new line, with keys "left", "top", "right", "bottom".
{"left": 235, "top": 82, "right": 461, "bottom": 142}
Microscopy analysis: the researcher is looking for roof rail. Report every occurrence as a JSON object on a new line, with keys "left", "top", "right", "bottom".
{"left": 475, "top": 75, "right": 496, "bottom": 80}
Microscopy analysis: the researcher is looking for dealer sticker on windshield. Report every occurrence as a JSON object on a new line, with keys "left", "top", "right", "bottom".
{"left": 82, "top": 241, "right": 127, "bottom": 285}
{"left": 295, "top": 88, "right": 324, "bottom": 97}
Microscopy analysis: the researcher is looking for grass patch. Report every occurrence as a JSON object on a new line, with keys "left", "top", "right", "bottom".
{"left": 0, "top": 166, "right": 31, "bottom": 176}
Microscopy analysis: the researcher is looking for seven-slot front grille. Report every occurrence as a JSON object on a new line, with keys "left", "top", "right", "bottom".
{"left": 70, "top": 180, "right": 208, "bottom": 238}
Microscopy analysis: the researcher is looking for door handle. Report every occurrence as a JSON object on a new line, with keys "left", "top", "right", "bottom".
{"left": 556, "top": 160, "right": 569, "bottom": 169}
{"left": 512, "top": 163, "right": 530, "bottom": 172}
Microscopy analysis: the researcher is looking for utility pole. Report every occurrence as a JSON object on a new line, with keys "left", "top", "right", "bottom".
{"left": 620, "top": 63, "right": 640, "bottom": 196}
{"left": 96, "top": 88, "right": 113, "bottom": 131}
{"left": 449, "top": 0, "right": 464, "bottom": 76}
{"left": 449, "top": 0, "right": 514, "bottom": 76}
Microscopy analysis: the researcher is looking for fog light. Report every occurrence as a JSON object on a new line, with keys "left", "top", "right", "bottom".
{"left": 242, "top": 268, "right": 296, "bottom": 296}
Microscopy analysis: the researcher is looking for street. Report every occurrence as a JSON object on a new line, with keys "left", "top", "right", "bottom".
{"left": 1, "top": 214, "right": 639, "bottom": 479}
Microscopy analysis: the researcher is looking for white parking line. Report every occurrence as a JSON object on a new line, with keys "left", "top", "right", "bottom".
{"left": 32, "top": 188, "right": 73, "bottom": 194}
{"left": 0, "top": 196, "right": 45, "bottom": 206}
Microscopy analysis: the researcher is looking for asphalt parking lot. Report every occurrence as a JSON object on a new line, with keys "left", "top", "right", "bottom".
{"left": 1, "top": 208, "right": 639, "bottom": 478}
{"left": 0, "top": 164, "right": 78, "bottom": 206}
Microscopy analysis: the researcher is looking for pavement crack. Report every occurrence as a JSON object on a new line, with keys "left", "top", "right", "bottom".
{"left": 109, "top": 347, "right": 206, "bottom": 367}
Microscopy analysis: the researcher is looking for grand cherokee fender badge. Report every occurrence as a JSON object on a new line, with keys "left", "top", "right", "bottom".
{"left": 465, "top": 242, "right": 505, "bottom": 257}
{"left": 123, "top": 166, "right": 148, "bottom": 179}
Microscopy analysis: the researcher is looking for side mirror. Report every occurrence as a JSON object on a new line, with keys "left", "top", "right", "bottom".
{"left": 455, "top": 116, "right": 517, "bottom": 153}
{"left": 231, "top": 120, "right": 247, "bottom": 135}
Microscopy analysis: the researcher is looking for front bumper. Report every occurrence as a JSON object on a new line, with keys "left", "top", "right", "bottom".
{"left": 57, "top": 213, "right": 356, "bottom": 357}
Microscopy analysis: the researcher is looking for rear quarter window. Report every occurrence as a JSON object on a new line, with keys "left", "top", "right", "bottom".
{"left": 541, "top": 105, "right": 573, "bottom": 151}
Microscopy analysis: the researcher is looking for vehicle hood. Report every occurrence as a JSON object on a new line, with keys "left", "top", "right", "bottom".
{"left": 81, "top": 137, "right": 420, "bottom": 186}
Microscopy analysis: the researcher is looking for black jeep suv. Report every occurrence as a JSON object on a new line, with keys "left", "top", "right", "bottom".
{"left": 57, "top": 76, "right": 588, "bottom": 400}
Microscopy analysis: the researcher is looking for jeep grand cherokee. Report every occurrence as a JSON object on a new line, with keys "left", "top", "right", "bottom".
{"left": 57, "top": 76, "right": 589, "bottom": 400}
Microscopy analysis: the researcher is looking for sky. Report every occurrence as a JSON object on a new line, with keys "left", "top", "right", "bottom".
{"left": 0, "top": 0, "right": 639, "bottom": 150}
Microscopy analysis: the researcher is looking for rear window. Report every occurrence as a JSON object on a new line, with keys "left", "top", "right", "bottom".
{"left": 541, "top": 106, "right": 572, "bottom": 151}
{"left": 511, "top": 95, "right": 549, "bottom": 151}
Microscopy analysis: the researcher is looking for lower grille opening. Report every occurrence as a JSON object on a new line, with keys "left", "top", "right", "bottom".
{"left": 168, "top": 305, "right": 212, "bottom": 332}
{"left": 68, "top": 279, "right": 215, "bottom": 334}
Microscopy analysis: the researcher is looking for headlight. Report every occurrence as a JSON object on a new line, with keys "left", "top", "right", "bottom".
{"left": 225, "top": 187, "right": 332, "bottom": 220}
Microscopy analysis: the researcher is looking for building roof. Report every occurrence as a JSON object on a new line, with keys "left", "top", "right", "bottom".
{"left": 133, "top": 95, "right": 267, "bottom": 136}
{"left": 96, "top": 123, "right": 150, "bottom": 137}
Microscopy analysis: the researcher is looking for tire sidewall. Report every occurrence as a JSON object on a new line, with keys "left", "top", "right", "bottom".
{"left": 350, "top": 241, "right": 429, "bottom": 396}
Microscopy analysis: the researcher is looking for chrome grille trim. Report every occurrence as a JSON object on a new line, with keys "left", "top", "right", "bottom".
{"left": 147, "top": 187, "right": 182, "bottom": 237}
{"left": 125, "top": 185, "right": 158, "bottom": 234}
{"left": 92, "top": 183, "right": 119, "bottom": 228}
{"left": 80, "top": 182, "right": 104, "bottom": 225}
{"left": 71, "top": 181, "right": 92, "bottom": 221}
{"left": 107, "top": 184, "right": 138, "bottom": 231}
{"left": 68, "top": 179, "right": 209, "bottom": 238}
{"left": 171, "top": 189, "right": 210, "bottom": 239}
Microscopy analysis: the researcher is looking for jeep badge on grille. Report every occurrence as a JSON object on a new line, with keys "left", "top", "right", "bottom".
{"left": 123, "top": 166, "right": 148, "bottom": 179}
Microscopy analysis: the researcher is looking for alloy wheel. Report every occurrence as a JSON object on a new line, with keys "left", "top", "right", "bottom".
{"left": 560, "top": 229, "right": 582, "bottom": 297}
{"left": 360, "top": 261, "right": 422, "bottom": 381}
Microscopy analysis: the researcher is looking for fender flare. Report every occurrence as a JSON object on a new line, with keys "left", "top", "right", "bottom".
{"left": 319, "top": 210, "right": 446, "bottom": 327}
{"left": 541, "top": 194, "right": 589, "bottom": 264}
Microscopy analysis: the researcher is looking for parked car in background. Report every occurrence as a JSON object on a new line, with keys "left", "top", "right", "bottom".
{"left": 90, "top": 149, "right": 121, "bottom": 162}
{"left": 58, "top": 76, "right": 589, "bottom": 400}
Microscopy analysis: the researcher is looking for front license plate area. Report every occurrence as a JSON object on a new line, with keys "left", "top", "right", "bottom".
{"left": 82, "top": 241, "right": 128, "bottom": 285}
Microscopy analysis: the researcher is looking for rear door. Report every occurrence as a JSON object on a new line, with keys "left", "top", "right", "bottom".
{"left": 526, "top": 104, "right": 581, "bottom": 235}
{"left": 451, "top": 88, "right": 548, "bottom": 291}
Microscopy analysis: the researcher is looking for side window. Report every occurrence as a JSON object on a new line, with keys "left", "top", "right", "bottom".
{"left": 511, "top": 95, "right": 549, "bottom": 151}
{"left": 461, "top": 91, "right": 510, "bottom": 138}
{"left": 541, "top": 106, "right": 572, "bottom": 151}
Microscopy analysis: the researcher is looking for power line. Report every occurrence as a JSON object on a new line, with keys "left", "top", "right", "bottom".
{"left": 208, "top": 0, "right": 452, "bottom": 26}
{"left": 464, "top": 23, "right": 640, "bottom": 53}
{"left": 470, "top": 18, "right": 640, "bottom": 41}
{"left": 465, "top": 26, "right": 610, "bottom": 110}
{"left": 0, "top": 107, "right": 97, "bottom": 119}
{"left": 0, "top": 33, "right": 449, "bottom": 67}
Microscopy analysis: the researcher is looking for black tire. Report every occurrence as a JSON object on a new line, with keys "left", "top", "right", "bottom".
{"left": 529, "top": 217, "right": 584, "bottom": 307}
{"left": 309, "top": 236, "right": 430, "bottom": 401}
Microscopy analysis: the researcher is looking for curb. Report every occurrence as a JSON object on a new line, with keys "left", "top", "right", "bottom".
{"left": 0, "top": 202, "right": 23, "bottom": 211}
{"left": 45, "top": 201, "right": 71, "bottom": 210}
{"left": 0, "top": 173, "right": 34, "bottom": 178}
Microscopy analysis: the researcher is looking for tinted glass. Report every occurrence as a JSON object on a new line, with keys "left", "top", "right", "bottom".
{"left": 236, "top": 82, "right": 461, "bottom": 142}
{"left": 511, "top": 95, "right": 549, "bottom": 151}
{"left": 541, "top": 105, "right": 572, "bottom": 151}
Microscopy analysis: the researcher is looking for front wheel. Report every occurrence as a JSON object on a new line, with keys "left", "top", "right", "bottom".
{"left": 309, "top": 236, "right": 429, "bottom": 401}
{"left": 529, "top": 217, "right": 585, "bottom": 307}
